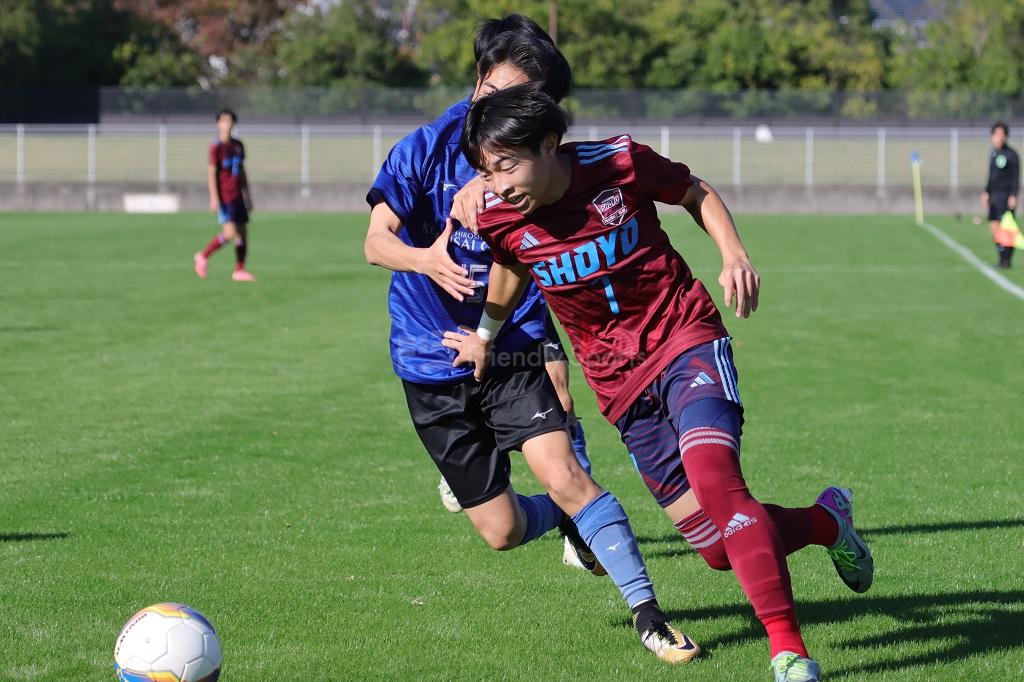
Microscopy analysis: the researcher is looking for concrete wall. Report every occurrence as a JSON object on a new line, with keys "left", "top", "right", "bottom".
{"left": 0, "top": 182, "right": 980, "bottom": 216}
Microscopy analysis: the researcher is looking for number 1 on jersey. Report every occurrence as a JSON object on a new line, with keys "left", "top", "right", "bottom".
{"left": 595, "top": 275, "right": 620, "bottom": 314}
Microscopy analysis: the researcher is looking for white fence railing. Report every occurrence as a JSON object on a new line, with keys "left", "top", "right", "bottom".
{"left": 0, "top": 123, "right": 1009, "bottom": 192}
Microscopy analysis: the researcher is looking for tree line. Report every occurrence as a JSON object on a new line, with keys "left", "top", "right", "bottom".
{"left": 2, "top": 0, "right": 1023, "bottom": 96}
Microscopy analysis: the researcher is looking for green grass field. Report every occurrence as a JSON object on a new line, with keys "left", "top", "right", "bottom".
{"left": 1, "top": 211, "right": 1022, "bottom": 681}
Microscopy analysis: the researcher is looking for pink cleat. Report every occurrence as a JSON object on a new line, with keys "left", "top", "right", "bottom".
{"left": 193, "top": 252, "right": 208, "bottom": 280}
{"left": 231, "top": 269, "right": 256, "bottom": 282}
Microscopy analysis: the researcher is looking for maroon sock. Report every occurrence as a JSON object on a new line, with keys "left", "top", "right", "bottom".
{"left": 762, "top": 611, "right": 808, "bottom": 658}
{"left": 675, "top": 509, "right": 730, "bottom": 570}
{"left": 679, "top": 427, "right": 808, "bottom": 658}
{"left": 763, "top": 504, "right": 840, "bottom": 553}
{"left": 201, "top": 234, "right": 226, "bottom": 258}
{"left": 234, "top": 238, "right": 247, "bottom": 270}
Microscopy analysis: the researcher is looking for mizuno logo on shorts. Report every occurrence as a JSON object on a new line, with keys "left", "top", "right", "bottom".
{"left": 531, "top": 408, "right": 555, "bottom": 420}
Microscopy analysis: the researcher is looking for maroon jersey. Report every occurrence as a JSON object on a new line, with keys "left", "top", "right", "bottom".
{"left": 209, "top": 138, "right": 246, "bottom": 204}
{"left": 477, "top": 136, "right": 728, "bottom": 423}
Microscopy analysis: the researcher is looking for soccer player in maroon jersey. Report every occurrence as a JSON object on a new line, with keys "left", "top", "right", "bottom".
{"left": 194, "top": 108, "right": 255, "bottom": 282}
{"left": 445, "top": 85, "right": 875, "bottom": 682}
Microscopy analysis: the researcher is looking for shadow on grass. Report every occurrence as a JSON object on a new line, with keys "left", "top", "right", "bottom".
{"left": 636, "top": 518, "right": 1024, "bottom": 559}
{"left": 0, "top": 532, "right": 69, "bottom": 542}
{"left": 656, "top": 589, "right": 1024, "bottom": 678}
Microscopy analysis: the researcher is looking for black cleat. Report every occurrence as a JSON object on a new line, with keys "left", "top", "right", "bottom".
{"left": 557, "top": 516, "right": 606, "bottom": 576}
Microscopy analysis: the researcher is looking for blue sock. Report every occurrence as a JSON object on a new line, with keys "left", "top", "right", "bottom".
{"left": 572, "top": 491, "right": 655, "bottom": 608}
{"left": 569, "top": 418, "right": 592, "bottom": 474}
{"left": 516, "top": 493, "right": 564, "bottom": 546}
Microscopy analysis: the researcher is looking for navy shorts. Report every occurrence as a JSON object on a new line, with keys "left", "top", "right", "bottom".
{"left": 218, "top": 199, "right": 249, "bottom": 226}
{"left": 614, "top": 337, "right": 744, "bottom": 507}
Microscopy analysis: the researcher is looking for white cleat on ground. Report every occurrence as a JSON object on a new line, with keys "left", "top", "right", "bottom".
{"left": 438, "top": 476, "right": 462, "bottom": 513}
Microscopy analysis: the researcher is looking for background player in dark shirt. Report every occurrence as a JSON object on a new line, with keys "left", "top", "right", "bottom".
{"left": 982, "top": 120, "right": 1019, "bottom": 269}
{"left": 194, "top": 108, "right": 255, "bottom": 282}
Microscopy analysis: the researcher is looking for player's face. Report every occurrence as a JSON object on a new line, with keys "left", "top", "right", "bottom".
{"left": 478, "top": 134, "right": 561, "bottom": 215}
{"left": 472, "top": 63, "right": 530, "bottom": 102}
{"left": 992, "top": 128, "right": 1007, "bottom": 148}
{"left": 217, "top": 114, "right": 235, "bottom": 138}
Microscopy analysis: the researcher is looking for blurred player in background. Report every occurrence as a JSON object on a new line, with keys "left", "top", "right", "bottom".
{"left": 982, "top": 121, "right": 1020, "bottom": 269}
{"left": 455, "top": 86, "right": 877, "bottom": 682}
{"left": 194, "top": 108, "right": 255, "bottom": 282}
{"left": 364, "top": 16, "right": 699, "bottom": 664}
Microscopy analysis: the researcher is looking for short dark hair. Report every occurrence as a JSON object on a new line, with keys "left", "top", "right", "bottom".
{"left": 992, "top": 121, "right": 1009, "bottom": 135}
{"left": 216, "top": 108, "right": 237, "bottom": 123}
{"left": 474, "top": 14, "right": 571, "bottom": 102}
{"left": 461, "top": 83, "right": 569, "bottom": 171}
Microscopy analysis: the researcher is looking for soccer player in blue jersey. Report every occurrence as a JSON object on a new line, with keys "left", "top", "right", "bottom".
{"left": 363, "top": 15, "right": 699, "bottom": 664}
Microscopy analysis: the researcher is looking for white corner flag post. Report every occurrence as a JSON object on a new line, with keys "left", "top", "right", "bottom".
{"left": 911, "top": 151, "right": 924, "bottom": 226}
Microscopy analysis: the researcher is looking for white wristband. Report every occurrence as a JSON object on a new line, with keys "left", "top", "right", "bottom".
{"left": 476, "top": 311, "right": 504, "bottom": 341}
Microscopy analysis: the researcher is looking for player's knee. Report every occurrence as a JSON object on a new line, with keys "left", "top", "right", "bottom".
{"left": 541, "top": 462, "right": 593, "bottom": 508}
{"left": 479, "top": 525, "right": 519, "bottom": 551}
{"left": 696, "top": 542, "right": 732, "bottom": 571}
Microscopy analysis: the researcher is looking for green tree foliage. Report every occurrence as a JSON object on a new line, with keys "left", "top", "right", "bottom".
{"left": 276, "top": 0, "right": 427, "bottom": 86}
{"left": 890, "top": 0, "right": 1024, "bottom": 96}
{"left": 6, "top": 0, "right": 1024, "bottom": 101}
{"left": 0, "top": 0, "right": 200, "bottom": 87}
{"left": 414, "top": 0, "right": 885, "bottom": 91}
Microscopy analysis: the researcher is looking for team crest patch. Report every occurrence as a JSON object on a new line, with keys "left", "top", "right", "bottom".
{"left": 592, "top": 188, "right": 627, "bottom": 226}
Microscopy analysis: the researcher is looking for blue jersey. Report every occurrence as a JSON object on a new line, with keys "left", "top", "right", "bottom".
{"left": 367, "top": 98, "right": 547, "bottom": 384}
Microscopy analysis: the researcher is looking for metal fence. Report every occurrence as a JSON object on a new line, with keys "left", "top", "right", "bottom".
{"left": 0, "top": 122, "right": 1008, "bottom": 193}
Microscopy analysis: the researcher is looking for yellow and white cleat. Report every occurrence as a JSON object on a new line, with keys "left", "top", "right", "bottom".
{"left": 633, "top": 603, "right": 701, "bottom": 664}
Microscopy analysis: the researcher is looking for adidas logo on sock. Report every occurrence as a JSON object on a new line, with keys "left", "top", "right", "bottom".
{"left": 689, "top": 371, "right": 715, "bottom": 388}
{"left": 723, "top": 512, "right": 757, "bottom": 538}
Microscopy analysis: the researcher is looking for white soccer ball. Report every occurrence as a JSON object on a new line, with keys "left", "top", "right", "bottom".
{"left": 114, "top": 603, "right": 222, "bottom": 682}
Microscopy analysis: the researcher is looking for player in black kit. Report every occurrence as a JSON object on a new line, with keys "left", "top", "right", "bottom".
{"left": 982, "top": 121, "right": 1020, "bottom": 269}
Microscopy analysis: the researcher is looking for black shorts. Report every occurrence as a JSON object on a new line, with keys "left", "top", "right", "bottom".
{"left": 402, "top": 341, "right": 569, "bottom": 508}
{"left": 988, "top": 192, "right": 1012, "bottom": 221}
{"left": 218, "top": 199, "right": 249, "bottom": 226}
{"left": 541, "top": 312, "right": 569, "bottom": 363}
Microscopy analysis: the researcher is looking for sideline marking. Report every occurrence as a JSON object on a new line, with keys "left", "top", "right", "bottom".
{"left": 918, "top": 220, "right": 1024, "bottom": 302}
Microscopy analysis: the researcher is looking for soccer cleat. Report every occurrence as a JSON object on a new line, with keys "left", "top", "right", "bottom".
{"left": 771, "top": 651, "right": 821, "bottom": 681}
{"left": 232, "top": 269, "right": 256, "bottom": 282}
{"left": 816, "top": 486, "right": 873, "bottom": 593}
{"left": 193, "top": 252, "right": 208, "bottom": 280}
{"left": 557, "top": 517, "right": 606, "bottom": 576}
{"left": 438, "top": 476, "right": 462, "bottom": 513}
{"left": 562, "top": 536, "right": 586, "bottom": 570}
{"left": 632, "top": 602, "right": 701, "bottom": 664}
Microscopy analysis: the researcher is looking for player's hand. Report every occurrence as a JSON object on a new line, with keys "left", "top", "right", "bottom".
{"left": 416, "top": 219, "right": 479, "bottom": 301}
{"left": 442, "top": 326, "right": 492, "bottom": 382}
{"left": 982, "top": 192, "right": 990, "bottom": 207}
{"left": 1009, "top": 195, "right": 1017, "bottom": 210}
{"left": 210, "top": 198, "right": 219, "bottom": 212}
{"left": 449, "top": 176, "right": 488, "bottom": 234}
{"left": 719, "top": 257, "right": 760, "bottom": 319}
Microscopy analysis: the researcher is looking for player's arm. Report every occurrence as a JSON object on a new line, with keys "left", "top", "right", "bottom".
{"left": 1010, "top": 152, "right": 1020, "bottom": 210}
{"left": 449, "top": 175, "right": 488, "bottom": 233}
{"left": 441, "top": 261, "right": 531, "bottom": 382}
{"left": 207, "top": 163, "right": 219, "bottom": 212}
{"left": 680, "top": 176, "right": 760, "bottom": 318}
{"left": 239, "top": 166, "right": 253, "bottom": 212}
{"left": 364, "top": 207, "right": 478, "bottom": 301}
